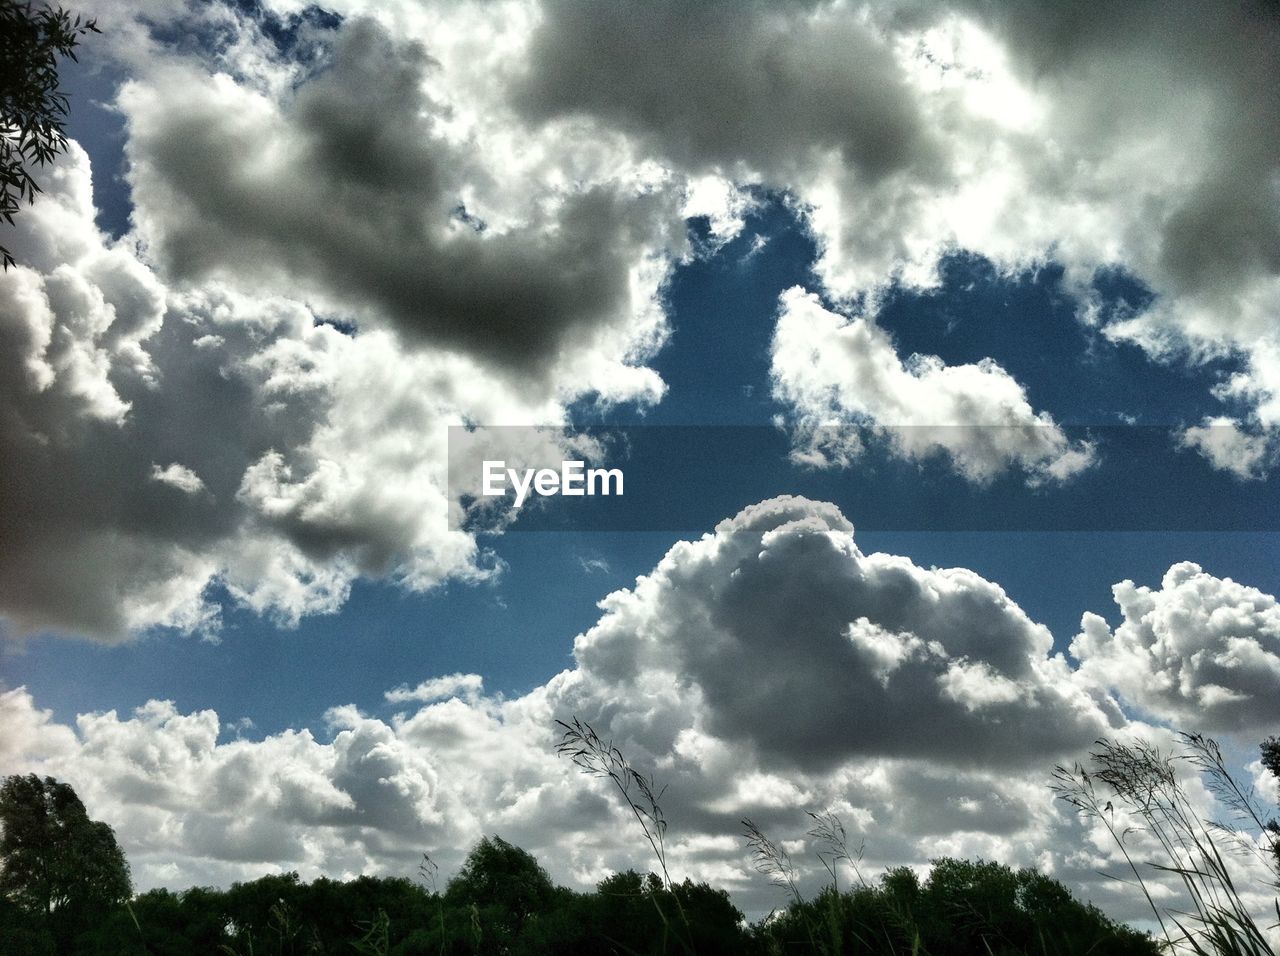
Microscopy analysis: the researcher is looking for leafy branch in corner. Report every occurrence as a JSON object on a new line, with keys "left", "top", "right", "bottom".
{"left": 1, "top": 0, "right": 100, "bottom": 269}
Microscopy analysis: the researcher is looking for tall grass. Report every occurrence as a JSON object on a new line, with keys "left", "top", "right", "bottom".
{"left": 555, "top": 716, "right": 694, "bottom": 952}
{"left": 1052, "top": 733, "right": 1280, "bottom": 955}
{"left": 418, "top": 853, "right": 446, "bottom": 956}
{"left": 743, "top": 811, "right": 865, "bottom": 954}
{"left": 555, "top": 717, "right": 674, "bottom": 893}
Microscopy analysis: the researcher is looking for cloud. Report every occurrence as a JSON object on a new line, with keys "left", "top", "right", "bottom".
{"left": 770, "top": 288, "right": 1093, "bottom": 481}
{"left": 507, "top": 0, "right": 1280, "bottom": 459}
{"left": 0, "top": 143, "right": 610, "bottom": 641}
{"left": 576, "top": 556, "right": 611, "bottom": 575}
{"left": 119, "top": 16, "right": 685, "bottom": 388}
{"left": 514, "top": 0, "right": 935, "bottom": 183}
{"left": 9, "top": 0, "right": 1275, "bottom": 644}
{"left": 5, "top": 496, "right": 1279, "bottom": 919}
{"left": 1071, "top": 561, "right": 1280, "bottom": 734}
{"left": 103, "top": 0, "right": 1280, "bottom": 474}
{"left": 559, "top": 497, "right": 1119, "bottom": 772}
{"left": 0, "top": 681, "right": 586, "bottom": 893}
{"left": 1179, "top": 418, "right": 1278, "bottom": 480}
{"left": 385, "top": 674, "right": 485, "bottom": 705}
{"left": 150, "top": 462, "right": 207, "bottom": 495}
{"left": 3, "top": 0, "right": 1274, "bottom": 929}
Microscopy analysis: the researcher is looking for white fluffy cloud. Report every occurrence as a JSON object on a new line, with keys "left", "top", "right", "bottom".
{"left": 771, "top": 287, "right": 1094, "bottom": 481}
{"left": 0, "top": 141, "right": 621, "bottom": 640}
{"left": 76, "top": 0, "right": 1280, "bottom": 486}
{"left": 1179, "top": 418, "right": 1279, "bottom": 481}
{"left": 558, "top": 496, "right": 1118, "bottom": 771}
{"left": 506, "top": 0, "right": 1280, "bottom": 465}
{"left": 119, "top": 17, "right": 684, "bottom": 387}
{"left": 16, "top": 496, "right": 1275, "bottom": 922}
{"left": 8, "top": 0, "right": 1276, "bottom": 639}
{"left": 1072, "top": 561, "right": 1280, "bottom": 734}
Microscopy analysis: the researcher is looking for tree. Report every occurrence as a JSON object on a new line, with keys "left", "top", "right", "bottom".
{"left": 0, "top": 774, "right": 131, "bottom": 951}
{"left": 446, "top": 835, "right": 555, "bottom": 924}
{"left": 0, "top": 0, "right": 98, "bottom": 269}
{"left": 1263, "top": 735, "right": 1280, "bottom": 785}
{"left": 1264, "top": 734, "right": 1280, "bottom": 869}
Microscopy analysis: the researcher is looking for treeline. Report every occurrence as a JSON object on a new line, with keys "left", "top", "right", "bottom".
{"left": 2, "top": 834, "right": 1158, "bottom": 955}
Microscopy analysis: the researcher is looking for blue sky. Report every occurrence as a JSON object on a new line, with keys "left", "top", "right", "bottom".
{"left": 2, "top": 0, "right": 1279, "bottom": 926}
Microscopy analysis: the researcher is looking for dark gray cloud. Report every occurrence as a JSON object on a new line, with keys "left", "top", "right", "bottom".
{"left": 508, "top": 0, "right": 1280, "bottom": 449}
{"left": 122, "top": 17, "right": 684, "bottom": 375}
{"left": 563, "top": 496, "right": 1121, "bottom": 771}
{"left": 515, "top": 0, "right": 938, "bottom": 183}
{"left": 961, "top": 0, "right": 1280, "bottom": 308}
{"left": 0, "top": 144, "right": 532, "bottom": 639}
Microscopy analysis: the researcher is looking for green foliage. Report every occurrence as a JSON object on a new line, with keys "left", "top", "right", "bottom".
{"left": 446, "top": 835, "right": 555, "bottom": 918}
{"left": 1262, "top": 737, "right": 1280, "bottom": 786}
{"left": 1263, "top": 735, "right": 1280, "bottom": 872}
{"left": 750, "top": 858, "right": 1159, "bottom": 956}
{"left": 48, "top": 842, "right": 750, "bottom": 956}
{"left": 444, "top": 835, "right": 556, "bottom": 950}
{"left": 13, "top": 824, "right": 1169, "bottom": 955}
{"left": 0, "top": 0, "right": 99, "bottom": 269}
{"left": 0, "top": 773, "right": 132, "bottom": 954}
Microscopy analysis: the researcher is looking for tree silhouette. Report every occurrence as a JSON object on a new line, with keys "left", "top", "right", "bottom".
{"left": 446, "top": 834, "right": 556, "bottom": 947}
{"left": 1263, "top": 735, "right": 1280, "bottom": 785}
{"left": 0, "top": 0, "right": 99, "bottom": 269}
{"left": 0, "top": 773, "right": 131, "bottom": 952}
{"left": 1264, "top": 734, "right": 1280, "bottom": 869}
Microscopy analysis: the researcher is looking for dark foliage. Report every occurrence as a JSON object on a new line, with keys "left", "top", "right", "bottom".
{"left": 1263, "top": 737, "right": 1280, "bottom": 786}
{"left": 2, "top": 775, "right": 1163, "bottom": 954}
{"left": 19, "top": 840, "right": 1161, "bottom": 955}
{"left": 0, "top": 773, "right": 132, "bottom": 954}
{"left": 751, "top": 858, "right": 1160, "bottom": 956}
{"left": 58, "top": 843, "right": 746, "bottom": 955}
{"left": 1264, "top": 735, "right": 1280, "bottom": 870}
{"left": 0, "top": 0, "right": 98, "bottom": 269}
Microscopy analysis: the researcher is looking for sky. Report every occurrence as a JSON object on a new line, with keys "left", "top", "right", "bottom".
{"left": 1, "top": 0, "right": 1279, "bottom": 929}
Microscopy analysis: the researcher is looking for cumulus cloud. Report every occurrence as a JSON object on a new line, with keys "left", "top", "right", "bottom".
{"left": 1071, "top": 561, "right": 1280, "bottom": 734}
{"left": 5, "top": 3, "right": 732, "bottom": 640}
{"left": 3, "top": 0, "right": 1274, "bottom": 932}
{"left": 10, "top": 0, "right": 1274, "bottom": 644}
{"left": 94, "top": 0, "right": 1280, "bottom": 480}
{"left": 507, "top": 0, "right": 1280, "bottom": 462}
{"left": 558, "top": 497, "right": 1119, "bottom": 772}
{"left": 0, "top": 142, "right": 611, "bottom": 640}
{"left": 771, "top": 288, "right": 1093, "bottom": 481}
{"left": 0, "top": 681, "right": 589, "bottom": 893}
{"left": 16, "top": 527, "right": 1253, "bottom": 920}
{"left": 8, "top": 496, "right": 1279, "bottom": 920}
{"left": 385, "top": 674, "right": 485, "bottom": 705}
{"left": 514, "top": 0, "right": 935, "bottom": 184}
{"left": 150, "top": 462, "right": 207, "bottom": 495}
{"left": 120, "top": 15, "right": 684, "bottom": 389}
